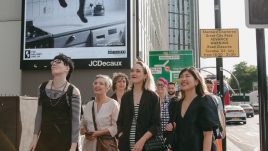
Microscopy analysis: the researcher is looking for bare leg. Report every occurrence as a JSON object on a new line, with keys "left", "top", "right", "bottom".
{"left": 77, "top": 0, "right": 88, "bottom": 23}
{"left": 58, "top": 0, "right": 67, "bottom": 8}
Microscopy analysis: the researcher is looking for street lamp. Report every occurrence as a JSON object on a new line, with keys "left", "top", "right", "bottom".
{"left": 199, "top": 66, "right": 242, "bottom": 95}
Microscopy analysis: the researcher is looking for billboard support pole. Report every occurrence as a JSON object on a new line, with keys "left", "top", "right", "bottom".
{"left": 214, "top": 0, "right": 226, "bottom": 150}
{"left": 256, "top": 28, "right": 267, "bottom": 151}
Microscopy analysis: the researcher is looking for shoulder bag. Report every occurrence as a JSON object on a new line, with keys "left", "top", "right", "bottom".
{"left": 92, "top": 102, "right": 118, "bottom": 151}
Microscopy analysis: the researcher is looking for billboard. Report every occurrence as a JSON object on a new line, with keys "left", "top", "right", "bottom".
{"left": 149, "top": 50, "right": 193, "bottom": 83}
{"left": 21, "top": 0, "right": 130, "bottom": 69}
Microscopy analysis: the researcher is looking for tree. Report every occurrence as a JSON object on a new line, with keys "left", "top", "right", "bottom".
{"left": 228, "top": 61, "right": 257, "bottom": 93}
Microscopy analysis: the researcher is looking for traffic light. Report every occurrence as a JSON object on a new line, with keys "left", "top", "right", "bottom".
{"left": 245, "top": 0, "right": 268, "bottom": 28}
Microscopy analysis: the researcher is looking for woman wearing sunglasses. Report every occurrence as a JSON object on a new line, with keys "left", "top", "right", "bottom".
{"left": 29, "top": 54, "right": 81, "bottom": 151}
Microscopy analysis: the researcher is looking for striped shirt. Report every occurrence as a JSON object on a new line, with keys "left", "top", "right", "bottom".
{"left": 161, "top": 97, "right": 170, "bottom": 133}
{"left": 129, "top": 104, "right": 140, "bottom": 150}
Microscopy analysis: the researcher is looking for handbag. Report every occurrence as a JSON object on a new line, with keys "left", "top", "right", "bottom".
{"left": 92, "top": 102, "right": 118, "bottom": 151}
{"left": 143, "top": 134, "right": 167, "bottom": 151}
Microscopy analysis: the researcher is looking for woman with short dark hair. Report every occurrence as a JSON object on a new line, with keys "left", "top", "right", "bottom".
{"left": 29, "top": 53, "right": 81, "bottom": 151}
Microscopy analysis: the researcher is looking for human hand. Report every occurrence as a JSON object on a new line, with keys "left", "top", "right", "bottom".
{"left": 132, "top": 138, "right": 146, "bottom": 151}
{"left": 80, "top": 127, "right": 87, "bottom": 135}
{"left": 29, "top": 135, "right": 38, "bottom": 151}
{"left": 85, "top": 131, "right": 95, "bottom": 141}
{"left": 165, "top": 122, "right": 176, "bottom": 131}
{"left": 221, "top": 130, "right": 226, "bottom": 139}
{"left": 69, "top": 143, "right": 77, "bottom": 151}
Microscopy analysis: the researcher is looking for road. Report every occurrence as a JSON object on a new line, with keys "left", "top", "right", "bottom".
{"left": 226, "top": 114, "right": 260, "bottom": 151}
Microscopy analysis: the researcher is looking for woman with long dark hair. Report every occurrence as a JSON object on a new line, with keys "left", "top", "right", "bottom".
{"left": 174, "top": 67, "right": 218, "bottom": 151}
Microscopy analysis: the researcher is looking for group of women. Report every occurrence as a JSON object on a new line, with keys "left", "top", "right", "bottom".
{"left": 29, "top": 54, "right": 219, "bottom": 151}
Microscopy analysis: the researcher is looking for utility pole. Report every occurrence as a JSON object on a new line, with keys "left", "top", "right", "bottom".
{"left": 256, "top": 28, "right": 267, "bottom": 151}
{"left": 214, "top": 0, "right": 226, "bottom": 150}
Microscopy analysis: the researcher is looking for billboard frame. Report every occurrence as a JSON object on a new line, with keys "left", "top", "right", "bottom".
{"left": 20, "top": 0, "right": 131, "bottom": 70}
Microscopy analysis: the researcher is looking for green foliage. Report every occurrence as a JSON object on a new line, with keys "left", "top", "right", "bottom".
{"left": 228, "top": 61, "right": 257, "bottom": 94}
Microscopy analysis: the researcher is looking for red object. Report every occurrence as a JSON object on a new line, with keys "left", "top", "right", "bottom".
{"left": 165, "top": 66, "right": 170, "bottom": 72}
{"left": 212, "top": 80, "right": 230, "bottom": 105}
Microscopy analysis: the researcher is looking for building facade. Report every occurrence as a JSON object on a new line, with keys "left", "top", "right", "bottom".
{"left": 136, "top": 0, "right": 169, "bottom": 62}
{"left": 168, "top": 0, "right": 199, "bottom": 66}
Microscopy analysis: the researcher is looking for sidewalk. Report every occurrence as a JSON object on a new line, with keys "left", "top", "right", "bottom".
{"left": 227, "top": 138, "right": 242, "bottom": 151}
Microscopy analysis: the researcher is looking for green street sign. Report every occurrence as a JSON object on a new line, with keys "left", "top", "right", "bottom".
{"left": 149, "top": 50, "right": 193, "bottom": 83}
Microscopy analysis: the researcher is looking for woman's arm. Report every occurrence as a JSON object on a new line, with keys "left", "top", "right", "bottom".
{"left": 117, "top": 94, "right": 127, "bottom": 135}
{"left": 133, "top": 131, "right": 153, "bottom": 151}
{"left": 30, "top": 84, "right": 44, "bottom": 151}
{"left": 147, "top": 93, "right": 161, "bottom": 136}
{"left": 106, "top": 101, "right": 120, "bottom": 137}
{"left": 71, "top": 87, "right": 81, "bottom": 143}
{"left": 203, "top": 131, "right": 213, "bottom": 151}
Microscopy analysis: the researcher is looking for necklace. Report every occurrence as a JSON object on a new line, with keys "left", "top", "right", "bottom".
{"left": 51, "top": 80, "right": 67, "bottom": 89}
{"left": 49, "top": 81, "right": 68, "bottom": 107}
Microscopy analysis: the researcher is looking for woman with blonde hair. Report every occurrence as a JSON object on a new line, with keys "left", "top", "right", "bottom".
{"left": 80, "top": 74, "right": 120, "bottom": 151}
{"left": 117, "top": 61, "right": 160, "bottom": 151}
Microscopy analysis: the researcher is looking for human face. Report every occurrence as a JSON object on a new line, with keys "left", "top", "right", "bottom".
{"left": 116, "top": 77, "right": 127, "bottom": 92}
{"left": 156, "top": 80, "right": 167, "bottom": 95}
{"left": 93, "top": 77, "right": 108, "bottom": 95}
{"left": 130, "top": 63, "right": 147, "bottom": 84}
{"left": 168, "top": 84, "right": 176, "bottom": 96}
{"left": 179, "top": 71, "right": 199, "bottom": 92}
{"left": 206, "top": 83, "right": 214, "bottom": 93}
{"left": 51, "top": 59, "right": 69, "bottom": 76}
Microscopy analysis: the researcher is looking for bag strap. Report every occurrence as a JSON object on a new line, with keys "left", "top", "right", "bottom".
{"left": 38, "top": 81, "right": 49, "bottom": 105}
{"left": 92, "top": 102, "right": 98, "bottom": 131}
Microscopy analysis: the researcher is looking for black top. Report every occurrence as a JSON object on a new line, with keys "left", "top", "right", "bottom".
{"left": 174, "top": 95, "right": 218, "bottom": 151}
{"left": 36, "top": 81, "right": 73, "bottom": 151}
{"left": 117, "top": 89, "right": 161, "bottom": 151}
{"left": 110, "top": 93, "right": 117, "bottom": 101}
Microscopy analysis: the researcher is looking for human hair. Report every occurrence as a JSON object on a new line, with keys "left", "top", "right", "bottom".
{"left": 95, "top": 74, "right": 112, "bottom": 90}
{"left": 112, "top": 72, "right": 129, "bottom": 91}
{"left": 168, "top": 82, "right": 176, "bottom": 86}
{"left": 135, "top": 61, "right": 156, "bottom": 91}
{"left": 157, "top": 77, "right": 168, "bottom": 87}
{"left": 53, "top": 53, "right": 74, "bottom": 81}
{"left": 179, "top": 67, "right": 207, "bottom": 100}
{"left": 205, "top": 79, "right": 213, "bottom": 85}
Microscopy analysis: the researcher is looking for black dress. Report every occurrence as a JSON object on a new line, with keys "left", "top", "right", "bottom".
{"left": 174, "top": 95, "right": 217, "bottom": 151}
{"left": 35, "top": 82, "right": 73, "bottom": 151}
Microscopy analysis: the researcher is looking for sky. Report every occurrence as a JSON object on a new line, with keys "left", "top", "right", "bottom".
{"left": 199, "top": 0, "right": 268, "bottom": 77}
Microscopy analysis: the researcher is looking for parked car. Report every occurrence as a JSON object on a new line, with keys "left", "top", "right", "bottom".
{"left": 239, "top": 104, "right": 254, "bottom": 117}
{"left": 225, "top": 105, "right": 247, "bottom": 124}
{"left": 252, "top": 103, "right": 259, "bottom": 114}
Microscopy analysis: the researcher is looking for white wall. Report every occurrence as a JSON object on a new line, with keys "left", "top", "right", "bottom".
{"left": 0, "top": 0, "right": 21, "bottom": 95}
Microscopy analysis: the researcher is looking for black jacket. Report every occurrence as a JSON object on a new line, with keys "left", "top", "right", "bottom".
{"left": 117, "top": 89, "right": 161, "bottom": 150}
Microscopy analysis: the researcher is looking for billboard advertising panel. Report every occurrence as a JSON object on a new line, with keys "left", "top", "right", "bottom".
{"left": 21, "top": 0, "right": 130, "bottom": 69}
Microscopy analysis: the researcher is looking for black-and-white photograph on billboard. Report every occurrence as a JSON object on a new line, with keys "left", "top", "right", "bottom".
{"left": 21, "top": 0, "right": 130, "bottom": 69}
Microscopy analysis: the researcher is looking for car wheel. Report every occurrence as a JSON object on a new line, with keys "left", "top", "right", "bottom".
{"left": 243, "top": 121, "right": 246, "bottom": 124}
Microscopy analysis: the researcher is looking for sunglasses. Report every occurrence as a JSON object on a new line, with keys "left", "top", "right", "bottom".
{"left": 50, "top": 59, "right": 62, "bottom": 65}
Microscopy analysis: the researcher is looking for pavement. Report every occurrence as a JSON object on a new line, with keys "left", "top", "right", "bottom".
{"left": 227, "top": 138, "right": 242, "bottom": 151}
